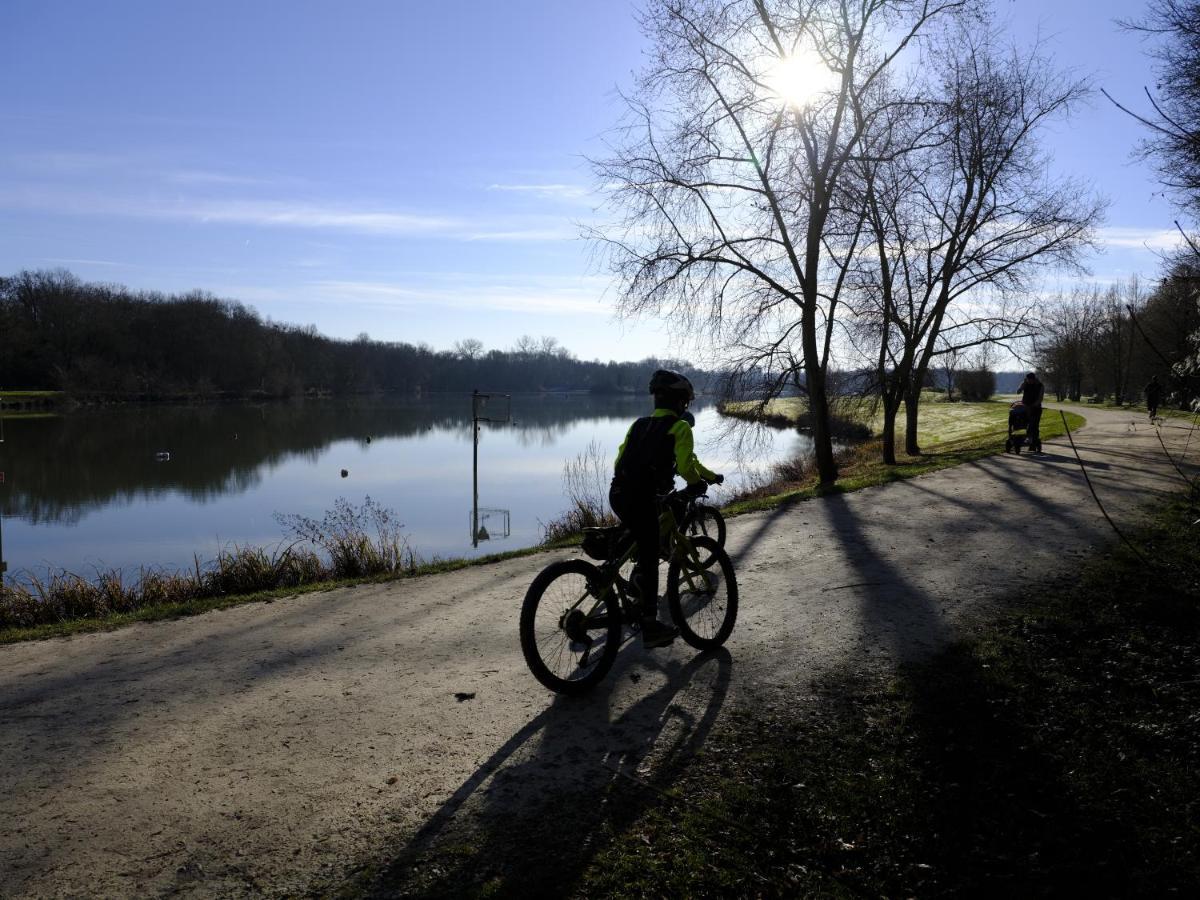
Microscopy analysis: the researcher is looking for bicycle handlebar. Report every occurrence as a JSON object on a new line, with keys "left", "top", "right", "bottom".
{"left": 665, "top": 480, "right": 713, "bottom": 503}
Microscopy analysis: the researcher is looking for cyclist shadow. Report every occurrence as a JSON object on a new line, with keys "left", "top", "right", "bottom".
{"left": 363, "top": 645, "right": 734, "bottom": 897}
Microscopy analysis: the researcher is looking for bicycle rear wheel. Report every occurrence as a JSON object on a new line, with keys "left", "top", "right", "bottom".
{"left": 666, "top": 536, "right": 737, "bottom": 650}
{"left": 520, "top": 559, "right": 621, "bottom": 694}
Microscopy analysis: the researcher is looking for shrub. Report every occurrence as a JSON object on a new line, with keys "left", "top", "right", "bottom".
{"left": 276, "top": 496, "right": 415, "bottom": 578}
{"left": 542, "top": 440, "right": 618, "bottom": 544}
{"left": 0, "top": 497, "right": 416, "bottom": 631}
{"left": 957, "top": 368, "right": 997, "bottom": 401}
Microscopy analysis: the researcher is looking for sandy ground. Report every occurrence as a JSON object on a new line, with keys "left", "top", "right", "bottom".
{"left": 0, "top": 405, "right": 1195, "bottom": 897}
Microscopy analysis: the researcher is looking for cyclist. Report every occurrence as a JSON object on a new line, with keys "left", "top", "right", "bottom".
{"left": 609, "top": 369, "right": 723, "bottom": 648}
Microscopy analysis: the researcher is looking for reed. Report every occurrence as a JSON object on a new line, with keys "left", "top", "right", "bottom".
{"left": 540, "top": 440, "right": 618, "bottom": 545}
{"left": 0, "top": 497, "right": 415, "bottom": 630}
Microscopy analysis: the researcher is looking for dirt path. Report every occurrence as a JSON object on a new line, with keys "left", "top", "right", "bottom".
{"left": 1, "top": 406, "right": 1193, "bottom": 897}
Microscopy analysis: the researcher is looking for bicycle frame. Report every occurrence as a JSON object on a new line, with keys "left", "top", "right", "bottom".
{"left": 565, "top": 494, "right": 709, "bottom": 634}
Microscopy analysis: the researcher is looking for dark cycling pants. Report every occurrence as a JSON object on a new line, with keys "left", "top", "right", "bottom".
{"left": 609, "top": 484, "right": 660, "bottom": 620}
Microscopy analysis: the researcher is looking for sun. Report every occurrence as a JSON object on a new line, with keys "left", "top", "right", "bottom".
{"left": 764, "top": 50, "right": 838, "bottom": 108}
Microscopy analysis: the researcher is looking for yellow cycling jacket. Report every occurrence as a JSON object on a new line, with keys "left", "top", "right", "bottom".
{"left": 613, "top": 407, "right": 719, "bottom": 491}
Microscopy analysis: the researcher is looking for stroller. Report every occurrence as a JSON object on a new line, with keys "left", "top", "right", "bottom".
{"left": 1005, "top": 401, "right": 1041, "bottom": 454}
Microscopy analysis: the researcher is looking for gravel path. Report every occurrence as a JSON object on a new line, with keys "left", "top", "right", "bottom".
{"left": 0, "top": 405, "right": 1193, "bottom": 897}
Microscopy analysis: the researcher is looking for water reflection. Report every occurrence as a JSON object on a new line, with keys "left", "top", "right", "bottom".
{"left": 0, "top": 396, "right": 650, "bottom": 525}
{"left": 0, "top": 395, "right": 800, "bottom": 578}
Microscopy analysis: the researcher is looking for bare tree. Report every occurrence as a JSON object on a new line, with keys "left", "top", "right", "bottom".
{"left": 453, "top": 338, "right": 484, "bottom": 360}
{"left": 853, "top": 29, "right": 1102, "bottom": 461}
{"left": 1107, "top": 1, "right": 1200, "bottom": 225}
{"left": 512, "top": 335, "right": 539, "bottom": 357}
{"left": 1034, "top": 289, "right": 1105, "bottom": 401}
{"left": 592, "top": 0, "right": 967, "bottom": 485}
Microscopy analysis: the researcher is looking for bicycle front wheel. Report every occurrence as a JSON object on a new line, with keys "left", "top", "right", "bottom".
{"left": 667, "top": 536, "right": 738, "bottom": 650}
{"left": 520, "top": 559, "right": 621, "bottom": 694}
{"left": 685, "top": 503, "right": 726, "bottom": 565}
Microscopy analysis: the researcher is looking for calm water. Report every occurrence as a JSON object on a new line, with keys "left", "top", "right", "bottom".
{"left": 0, "top": 395, "right": 805, "bottom": 583}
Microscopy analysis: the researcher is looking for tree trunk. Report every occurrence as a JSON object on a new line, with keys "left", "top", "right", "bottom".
{"left": 903, "top": 387, "right": 922, "bottom": 456}
{"left": 881, "top": 398, "right": 899, "bottom": 465}
{"left": 806, "top": 363, "right": 838, "bottom": 485}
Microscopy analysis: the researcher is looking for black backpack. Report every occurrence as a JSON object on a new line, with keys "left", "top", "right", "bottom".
{"left": 612, "top": 414, "right": 679, "bottom": 493}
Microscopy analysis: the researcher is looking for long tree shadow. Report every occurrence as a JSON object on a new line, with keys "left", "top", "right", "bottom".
{"left": 865, "top": 637, "right": 1143, "bottom": 895}
{"left": 819, "top": 491, "right": 953, "bottom": 662}
{"left": 357, "top": 646, "right": 734, "bottom": 897}
{"left": 815, "top": 486, "right": 1138, "bottom": 894}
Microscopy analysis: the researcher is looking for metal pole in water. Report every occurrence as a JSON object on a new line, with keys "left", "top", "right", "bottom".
{"left": 472, "top": 390, "right": 479, "bottom": 548}
{"left": 0, "top": 405, "right": 6, "bottom": 585}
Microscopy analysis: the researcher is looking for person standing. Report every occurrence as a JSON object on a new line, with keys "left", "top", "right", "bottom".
{"left": 1145, "top": 375, "right": 1164, "bottom": 420}
{"left": 1019, "top": 372, "right": 1045, "bottom": 452}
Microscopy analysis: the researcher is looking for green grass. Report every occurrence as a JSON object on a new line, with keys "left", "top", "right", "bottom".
{"left": 721, "top": 402, "right": 1085, "bottom": 516}
{"left": 0, "top": 390, "right": 64, "bottom": 400}
{"left": 569, "top": 495, "right": 1200, "bottom": 897}
{"left": 722, "top": 393, "right": 1001, "bottom": 440}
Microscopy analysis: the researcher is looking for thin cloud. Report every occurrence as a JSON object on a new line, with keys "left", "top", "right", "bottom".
{"left": 191, "top": 200, "right": 461, "bottom": 234}
{"left": 1098, "top": 227, "right": 1183, "bottom": 251}
{"left": 487, "top": 182, "right": 592, "bottom": 202}
{"left": 38, "top": 257, "right": 127, "bottom": 268}
{"left": 164, "top": 169, "right": 279, "bottom": 187}
{"left": 0, "top": 186, "right": 571, "bottom": 242}
{"left": 311, "top": 278, "right": 608, "bottom": 316}
{"left": 463, "top": 228, "right": 575, "bottom": 242}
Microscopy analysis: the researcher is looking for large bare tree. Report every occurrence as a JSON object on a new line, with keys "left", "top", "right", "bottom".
{"left": 851, "top": 30, "right": 1102, "bottom": 461}
{"left": 592, "top": 0, "right": 966, "bottom": 485}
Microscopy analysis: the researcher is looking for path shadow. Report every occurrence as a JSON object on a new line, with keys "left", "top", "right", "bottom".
{"left": 356, "top": 647, "right": 734, "bottom": 897}
{"left": 819, "top": 491, "right": 953, "bottom": 662}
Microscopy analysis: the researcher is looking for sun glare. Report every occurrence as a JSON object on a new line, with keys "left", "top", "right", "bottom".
{"left": 765, "top": 50, "right": 838, "bottom": 109}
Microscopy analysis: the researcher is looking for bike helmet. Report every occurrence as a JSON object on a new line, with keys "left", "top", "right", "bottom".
{"left": 648, "top": 368, "right": 695, "bottom": 403}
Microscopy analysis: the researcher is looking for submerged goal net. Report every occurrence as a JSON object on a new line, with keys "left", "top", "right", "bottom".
{"left": 471, "top": 391, "right": 511, "bottom": 423}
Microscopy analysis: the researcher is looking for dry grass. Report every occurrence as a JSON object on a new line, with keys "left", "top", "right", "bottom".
{"left": 0, "top": 497, "right": 415, "bottom": 630}
{"left": 540, "top": 440, "right": 618, "bottom": 544}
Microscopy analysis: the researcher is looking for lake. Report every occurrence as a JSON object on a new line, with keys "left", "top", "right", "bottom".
{"left": 0, "top": 394, "right": 806, "bottom": 584}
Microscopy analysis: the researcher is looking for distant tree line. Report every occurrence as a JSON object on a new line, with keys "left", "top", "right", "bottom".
{"left": 1034, "top": 272, "right": 1200, "bottom": 406}
{"left": 0, "top": 270, "right": 707, "bottom": 398}
{"left": 1098, "top": 2, "right": 1200, "bottom": 407}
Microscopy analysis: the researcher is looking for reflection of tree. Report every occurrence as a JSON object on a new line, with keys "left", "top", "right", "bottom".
{"left": 0, "top": 396, "right": 659, "bottom": 525}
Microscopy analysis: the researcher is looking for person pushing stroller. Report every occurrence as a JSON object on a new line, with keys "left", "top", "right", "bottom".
{"left": 1006, "top": 401, "right": 1031, "bottom": 453}
{"left": 1006, "top": 372, "right": 1044, "bottom": 454}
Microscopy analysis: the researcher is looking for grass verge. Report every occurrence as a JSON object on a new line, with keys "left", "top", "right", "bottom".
{"left": 722, "top": 404, "right": 1085, "bottom": 516}
{"left": 0, "top": 390, "right": 65, "bottom": 400}
{"left": 0, "top": 540, "right": 574, "bottom": 646}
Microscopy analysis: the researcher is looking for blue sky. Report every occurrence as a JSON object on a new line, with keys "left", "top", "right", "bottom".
{"left": 0, "top": 0, "right": 1182, "bottom": 363}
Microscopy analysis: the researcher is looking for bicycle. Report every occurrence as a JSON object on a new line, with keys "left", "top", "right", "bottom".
{"left": 520, "top": 481, "right": 738, "bottom": 695}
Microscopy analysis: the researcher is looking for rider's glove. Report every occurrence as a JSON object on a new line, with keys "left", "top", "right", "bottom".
{"left": 712, "top": 474, "right": 725, "bottom": 485}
